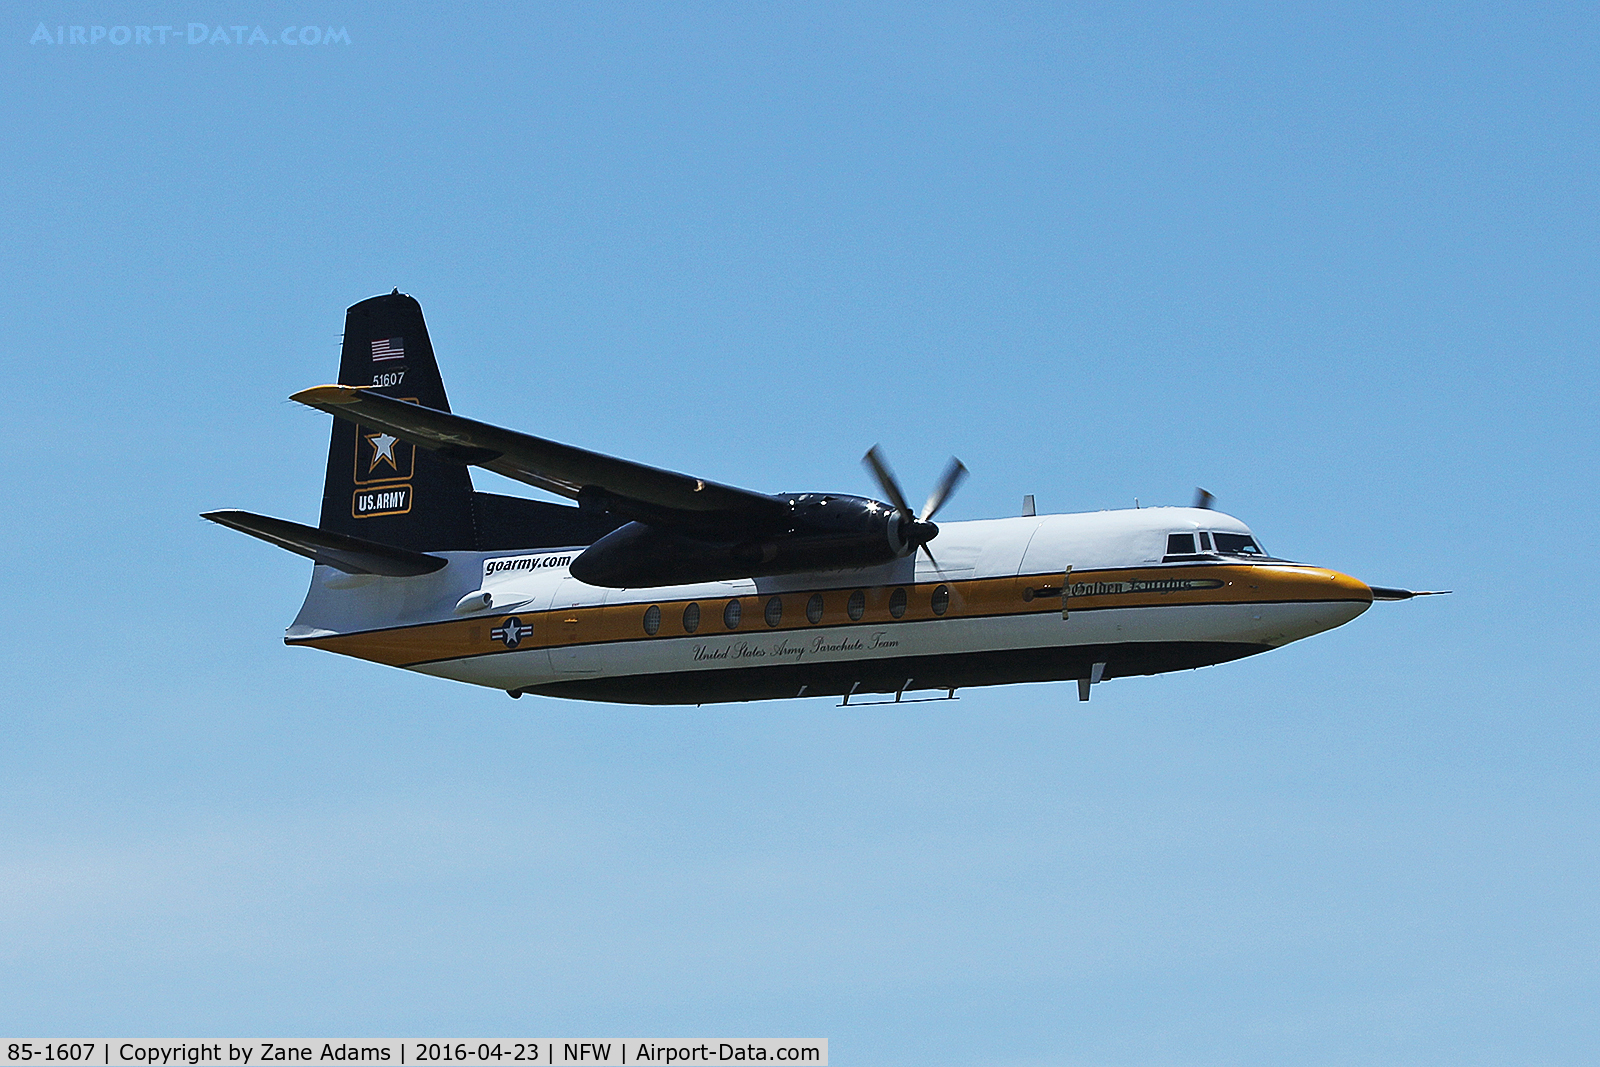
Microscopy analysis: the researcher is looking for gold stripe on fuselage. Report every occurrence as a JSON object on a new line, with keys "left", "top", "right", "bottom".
{"left": 288, "top": 564, "right": 1372, "bottom": 669}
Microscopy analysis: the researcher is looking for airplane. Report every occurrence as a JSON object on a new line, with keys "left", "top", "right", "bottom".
{"left": 205, "top": 291, "right": 1444, "bottom": 705}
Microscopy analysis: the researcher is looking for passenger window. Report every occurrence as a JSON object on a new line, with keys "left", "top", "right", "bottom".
{"left": 642, "top": 605, "right": 661, "bottom": 636}
{"left": 723, "top": 599, "right": 742, "bottom": 629}
{"left": 889, "top": 588, "right": 908, "bottom": 618}
{"left": 847, "top": 589, "right": 866, "bottom": 621}
{"left": 1166, "top": 533, "right": 1196, "bottom": 555}
{"left": 764, "top": 596, "right": 783, "bottom": 627}
{"left": 682, "top": 602, "right": 700, "bottom": 633}
{"left": 931, "top": 585, "right": 950, "bottom": 616}
{"left": 806, "top": 593, "right": 824, "bottom": 624}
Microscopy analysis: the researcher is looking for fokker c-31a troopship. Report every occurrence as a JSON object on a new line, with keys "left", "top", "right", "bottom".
{"left": 206, "top": 291, "right": 1441, "bottom": 705}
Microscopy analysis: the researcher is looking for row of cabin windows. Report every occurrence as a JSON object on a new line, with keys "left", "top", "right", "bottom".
{"left": 1165, "top": 531, "right": 1264, "bottom": 560}
{"left": 640, "top": 586, "right": 952, "bottom": 636}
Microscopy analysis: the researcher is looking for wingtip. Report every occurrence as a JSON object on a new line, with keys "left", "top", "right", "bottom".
{"left": 201, "top": 508, "right": 257, "bottom": 527}
{"left": 290, "top": 384, "right": 367, "bottom": 406}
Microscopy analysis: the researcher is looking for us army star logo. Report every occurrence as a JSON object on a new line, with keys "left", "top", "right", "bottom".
{"left": 365, "top": 432, "right": 400, "bottom": 473}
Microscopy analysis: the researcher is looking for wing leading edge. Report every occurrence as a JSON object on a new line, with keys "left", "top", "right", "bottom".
{"left": 290, "top": 385, "right": 789, "bottom": 532}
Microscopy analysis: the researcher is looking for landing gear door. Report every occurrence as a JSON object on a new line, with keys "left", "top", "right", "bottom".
{"left": 548, "top": 576, "right": 606, "bottom": 674}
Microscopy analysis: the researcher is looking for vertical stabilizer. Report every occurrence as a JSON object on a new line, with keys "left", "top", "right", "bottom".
{"left": 317, "top": 291, "right": 477, "bottom": 550}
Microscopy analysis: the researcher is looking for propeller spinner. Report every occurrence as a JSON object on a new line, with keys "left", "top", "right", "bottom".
{"left": 862, "top": 445, "right": 968, "bottom": 562}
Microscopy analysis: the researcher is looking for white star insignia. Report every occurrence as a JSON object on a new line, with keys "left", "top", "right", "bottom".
{"left": 366, "top": 432, "right": 400, "bottom": 472}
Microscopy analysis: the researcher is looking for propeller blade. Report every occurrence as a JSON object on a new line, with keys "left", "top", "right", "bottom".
{"left": 1192, "top": 487, "right": 1216, "bottom": 510}
{"left": 920, "top": 457, "right": 969, "bottom": 521}
{"left": 862, "top": 445, "right": 914, "bottom": 518}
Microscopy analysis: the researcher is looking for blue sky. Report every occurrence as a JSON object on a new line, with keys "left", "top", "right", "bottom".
{"left": 2, "top": 2, "right": 1596, "bottom": 1062}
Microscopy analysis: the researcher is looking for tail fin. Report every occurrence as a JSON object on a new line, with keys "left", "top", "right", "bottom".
{"left": 317, "top": 291, "right": 477, "bottom": 550}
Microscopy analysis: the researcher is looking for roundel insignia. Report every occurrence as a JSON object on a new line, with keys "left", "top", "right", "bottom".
{"left": 490, "top": 616, "right": 533, "bottom": 649}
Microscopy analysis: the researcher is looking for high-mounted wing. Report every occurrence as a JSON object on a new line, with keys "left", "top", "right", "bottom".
{"left": 290, "top": 385, "right": 789, "bottom": 530}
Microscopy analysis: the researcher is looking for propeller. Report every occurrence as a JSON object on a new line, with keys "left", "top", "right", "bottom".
{"left": 1192, "top": 487, "right": 1216, "bottom": 510}
{"left": 862, "top": 445, "right": 968, "bottom": 562}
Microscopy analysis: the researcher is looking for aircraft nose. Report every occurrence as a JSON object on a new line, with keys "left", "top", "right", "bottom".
{"left": 1240, "top": 565, "right": 1373, "bottom": 646}
{"left": 1248, "top": 565, "right": 1372, "bottom": 603}
{"left": 1315, "top": 569, "right": 1373, "bottom": 632}
{"left": 1327, "top": 569, "right": 1374, "bottom": 604}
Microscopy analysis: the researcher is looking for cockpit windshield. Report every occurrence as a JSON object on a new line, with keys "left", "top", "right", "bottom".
{"left": 1163, "top": 530, "right": 1270, "bottom": 562}
{"left": 1212, "top": 532, "right": 1265, "bottom": 556}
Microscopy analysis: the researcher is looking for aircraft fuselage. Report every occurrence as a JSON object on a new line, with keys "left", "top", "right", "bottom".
{"left": 286, "top": 506, "right": 1372, "bottom": 704}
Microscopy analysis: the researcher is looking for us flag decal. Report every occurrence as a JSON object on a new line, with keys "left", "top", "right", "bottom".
{"left": 371, "top": 337, "right": 405, "bottom": 361}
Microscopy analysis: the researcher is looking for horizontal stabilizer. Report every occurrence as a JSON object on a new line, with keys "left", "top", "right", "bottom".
{"left": 202, "top": 509, "right": 448, "bottom": 576}
{"left": 290, "top": 385, "right": 787, "bottom": 526}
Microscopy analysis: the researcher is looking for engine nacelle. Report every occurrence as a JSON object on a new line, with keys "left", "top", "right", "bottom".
{"left": 569, "top": 493, "right": 927, "bottom": 587}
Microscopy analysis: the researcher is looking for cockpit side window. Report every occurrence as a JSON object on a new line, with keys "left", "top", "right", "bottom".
{"left": 1213, "top": 532, "right": 1264, "bottom": 556}
{"left": 1198, "top": 531, "right": 1213, "bottom": 551}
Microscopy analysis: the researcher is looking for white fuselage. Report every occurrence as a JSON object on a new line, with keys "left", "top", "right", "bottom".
{"left": 286, "top": 507, "right": 1372, "bottom": 704}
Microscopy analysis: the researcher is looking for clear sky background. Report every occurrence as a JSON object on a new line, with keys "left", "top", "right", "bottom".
{"left": 2, "top": 3, "right": 1596, "bottom": 1063}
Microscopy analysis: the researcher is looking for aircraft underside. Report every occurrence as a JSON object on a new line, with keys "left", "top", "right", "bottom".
{"left": 503, "top": 640, "right": 1274, "bottom": 704}
{"left": 372, "top": 590, "right": 1370, "bottom": 704}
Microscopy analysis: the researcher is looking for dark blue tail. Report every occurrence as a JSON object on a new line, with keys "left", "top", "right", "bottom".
{"left": 317, "top": 291, "right": 479, "bottom": 550}
{"left": 316, "top": 291, "right": 623, "bottom": 553}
